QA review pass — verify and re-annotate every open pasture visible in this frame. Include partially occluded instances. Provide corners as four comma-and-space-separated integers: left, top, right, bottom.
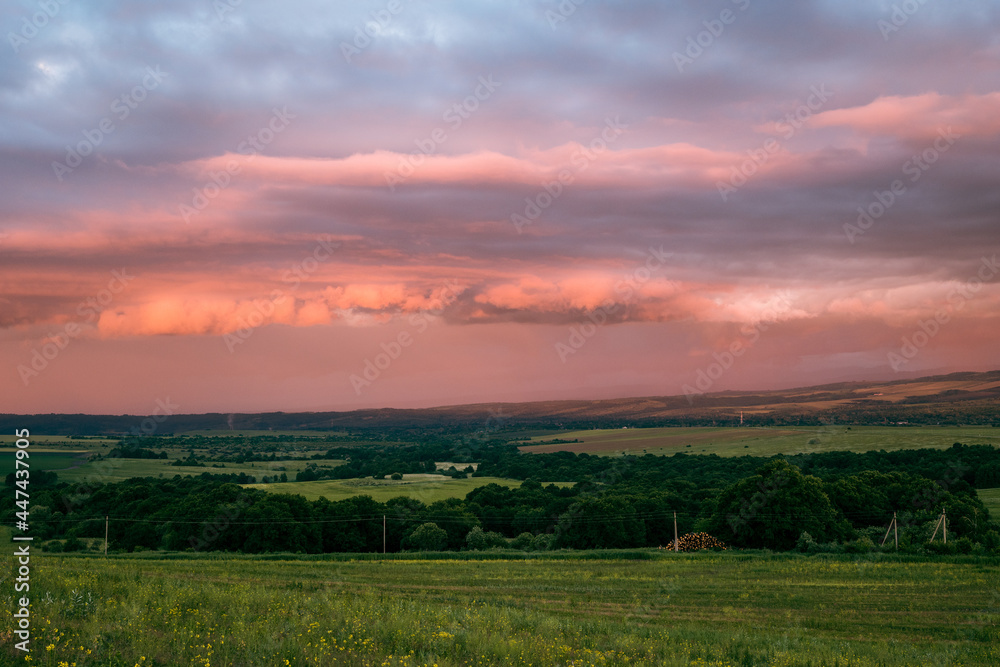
980, 488, 1000, 519
0, 450, 89, 478
7, 552, 997, 666
522, 425, 1000, 457
243, 475, 571, 503
51, 456, 334, 484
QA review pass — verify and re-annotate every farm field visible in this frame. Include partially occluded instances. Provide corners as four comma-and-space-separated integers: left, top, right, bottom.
244, 474, 572, 503
52, 456, 336, 484
980, 488, 1000, 519
6, 552, 998, 666
0, 435, 117, 447
0, 444, 339, 484
0, 451, 88, 478
522, 425, 1000, 457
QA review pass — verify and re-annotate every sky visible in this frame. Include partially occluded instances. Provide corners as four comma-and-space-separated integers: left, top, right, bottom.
1, 0, 999, 415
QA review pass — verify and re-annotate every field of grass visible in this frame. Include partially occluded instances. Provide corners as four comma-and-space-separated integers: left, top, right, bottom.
244, 475, 570, 503
980, 488, 1000, 519
0, 435, 117, 446
523, 425, 1000, 457
5, 552, 997, 666
49, 456, 337, 484
0, 451, 89, 478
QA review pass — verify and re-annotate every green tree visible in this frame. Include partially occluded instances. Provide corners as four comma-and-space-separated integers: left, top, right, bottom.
708, 459, 848, 550
553, 495, 645, 549
404, 522, 448, 551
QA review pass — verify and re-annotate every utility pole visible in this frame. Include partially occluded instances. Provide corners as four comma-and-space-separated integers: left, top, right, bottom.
673, 511, 678, 552
929, 510, 948, 544
383, 515, 386, 554
104, 515, 108, 557
881, 512, 898, 548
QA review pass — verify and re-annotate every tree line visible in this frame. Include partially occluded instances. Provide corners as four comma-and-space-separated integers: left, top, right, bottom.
4, 443, 998, 555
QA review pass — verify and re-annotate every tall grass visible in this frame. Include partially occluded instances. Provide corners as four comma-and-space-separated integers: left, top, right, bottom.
3, 552, 997, 666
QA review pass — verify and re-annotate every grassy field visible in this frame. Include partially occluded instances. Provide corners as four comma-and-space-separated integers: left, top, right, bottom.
980, 488, 1000, 519
0, 451, 89, 478
244, 475, 571, 503
523, 425, 1000, 457
49, 456, 339, 484
0, 435, 117, 446
0, 434, 341, 483
4, 552, 997, 666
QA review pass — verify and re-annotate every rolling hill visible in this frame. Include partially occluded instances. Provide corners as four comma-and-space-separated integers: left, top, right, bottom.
2, 370, 999, 435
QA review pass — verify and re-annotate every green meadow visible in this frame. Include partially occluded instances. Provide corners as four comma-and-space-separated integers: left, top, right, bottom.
980, 488, 1000, 518
244, 475, 572, 503
5, 552, 997, 666
524, 425, 1000, 457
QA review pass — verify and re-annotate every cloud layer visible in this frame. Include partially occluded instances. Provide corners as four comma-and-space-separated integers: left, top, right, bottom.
2, 0, 999, 412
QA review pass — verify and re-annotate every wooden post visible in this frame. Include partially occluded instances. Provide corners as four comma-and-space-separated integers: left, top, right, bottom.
893, 511, 898, 549
943, 509, 946, 544
881, 515, 894, 546
383, 515, 386, 554
104, 515, 108, 557
929, 514, 940, 542
673, 511, 678, 552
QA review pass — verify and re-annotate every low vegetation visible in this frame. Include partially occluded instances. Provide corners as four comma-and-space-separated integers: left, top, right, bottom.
3, 552, 997, 666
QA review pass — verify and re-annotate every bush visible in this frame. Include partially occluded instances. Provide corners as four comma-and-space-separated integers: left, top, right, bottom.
42, 540, 64, 553
404, 523, 449, 551
982, 530, 1000, 553
390, 472, 403, 480
844, 537, 876, 554
511, 532, 535, 551
531, 533, 552, 551
465, 526, 507, 550
795, 531, 818, 553
63, 537, 84, 553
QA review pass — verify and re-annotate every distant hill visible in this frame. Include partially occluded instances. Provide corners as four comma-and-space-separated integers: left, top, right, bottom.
3, 370, 1000, 435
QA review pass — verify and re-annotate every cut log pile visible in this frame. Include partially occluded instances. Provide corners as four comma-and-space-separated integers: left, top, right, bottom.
659, 532, 728, 551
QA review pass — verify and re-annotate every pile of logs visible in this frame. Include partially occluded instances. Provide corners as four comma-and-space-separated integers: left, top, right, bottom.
659, 532, 728, 551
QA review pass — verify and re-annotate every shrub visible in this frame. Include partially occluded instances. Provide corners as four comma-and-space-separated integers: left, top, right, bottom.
531, 533, 553, 551
844, 537, 876, 554
404, 523, 449, 551
511, 532, 534, 551
63, 537, 84, 553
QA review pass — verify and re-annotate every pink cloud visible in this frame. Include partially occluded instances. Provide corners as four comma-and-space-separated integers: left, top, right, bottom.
182, 141, 799, 192
809, 92, 1000, 140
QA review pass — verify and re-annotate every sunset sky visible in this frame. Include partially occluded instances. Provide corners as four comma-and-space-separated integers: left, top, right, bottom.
2, 0, 999, 415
